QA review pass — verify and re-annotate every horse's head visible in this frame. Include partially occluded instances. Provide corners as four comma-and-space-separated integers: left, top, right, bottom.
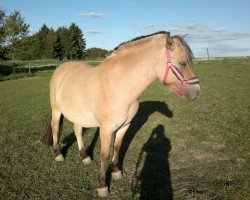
158, 35, 200, 101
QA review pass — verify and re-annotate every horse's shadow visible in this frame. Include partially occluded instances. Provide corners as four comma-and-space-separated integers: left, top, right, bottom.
61, 128, 99, 160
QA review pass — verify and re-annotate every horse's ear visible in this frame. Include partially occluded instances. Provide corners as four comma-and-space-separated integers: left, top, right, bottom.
181, 34, 188, 40
166, 36, 174, 50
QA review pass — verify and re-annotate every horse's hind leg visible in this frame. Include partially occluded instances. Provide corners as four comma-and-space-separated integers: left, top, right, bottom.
74, 123, 91, 164
51, 109, 64, 161
111, 123, 130, 180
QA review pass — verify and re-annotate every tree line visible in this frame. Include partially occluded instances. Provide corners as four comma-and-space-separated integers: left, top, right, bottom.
0, 8, 109, 61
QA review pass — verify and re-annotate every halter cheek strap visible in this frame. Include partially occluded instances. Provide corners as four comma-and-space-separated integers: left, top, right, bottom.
162, 49, 199, 97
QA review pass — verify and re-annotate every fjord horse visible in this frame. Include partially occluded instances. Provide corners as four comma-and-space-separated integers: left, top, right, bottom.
43, 31, 200, 197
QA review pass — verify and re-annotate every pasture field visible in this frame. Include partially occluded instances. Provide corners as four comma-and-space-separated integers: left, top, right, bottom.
0, 58, 249, 199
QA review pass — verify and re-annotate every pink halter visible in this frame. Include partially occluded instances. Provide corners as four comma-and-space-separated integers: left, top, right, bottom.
162, 49, 199, 97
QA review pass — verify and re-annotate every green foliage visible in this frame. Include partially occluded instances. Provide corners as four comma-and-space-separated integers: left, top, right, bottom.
67, 23, 86, 59
86, 47, 109, 60
34, 24, 59, 59
0, 9, 6, 45
4, 10, 30, 61
16, 23, 86, 60
0, 9, 9, 59
0, 9, 90, 61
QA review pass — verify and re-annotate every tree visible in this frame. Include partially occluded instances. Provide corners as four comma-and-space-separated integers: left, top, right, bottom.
0, 8, 87, 61
15, 35, 36, 60
29, 24, 60, 59
68, 23, 86, 59
86, 48, 109, 60
0, 9, 5, 43
0, 8, 7, 59
4, 10, 29, 61
57, 24, 86, 60
57, 26, 70, 59
44, 28, 58, 59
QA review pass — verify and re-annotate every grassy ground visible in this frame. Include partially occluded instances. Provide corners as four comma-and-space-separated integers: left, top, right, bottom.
0, 58, 249, 199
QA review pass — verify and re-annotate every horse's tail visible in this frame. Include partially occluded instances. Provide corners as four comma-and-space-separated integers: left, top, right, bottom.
42, 112, 64, 146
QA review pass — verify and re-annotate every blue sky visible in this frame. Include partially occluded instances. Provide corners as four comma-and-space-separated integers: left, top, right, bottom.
1, 0, 250, 57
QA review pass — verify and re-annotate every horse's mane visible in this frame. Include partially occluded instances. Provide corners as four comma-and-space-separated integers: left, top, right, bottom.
111, 31, 193, 66
113, 31, 170, 52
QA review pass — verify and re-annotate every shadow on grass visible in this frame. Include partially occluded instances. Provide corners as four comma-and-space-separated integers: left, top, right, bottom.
60, 100, 173, 198
119, 101, 173, 166
132, 125, 173, 199
104, 101, 173, 194
61, 128, 99, 160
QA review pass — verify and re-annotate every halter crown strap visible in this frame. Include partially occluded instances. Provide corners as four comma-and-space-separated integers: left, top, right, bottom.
163, 49, 199, 97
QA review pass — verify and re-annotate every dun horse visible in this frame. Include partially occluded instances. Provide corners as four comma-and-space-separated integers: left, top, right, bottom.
43, 31, 200, 197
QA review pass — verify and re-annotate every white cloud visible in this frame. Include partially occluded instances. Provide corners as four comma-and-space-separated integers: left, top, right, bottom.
169, 20, 250, 44
129, 19, 250, 57
167, 20, 250, 57
170, 21, 207, 33
83, 29, 102, 34
79, 12, 107, 18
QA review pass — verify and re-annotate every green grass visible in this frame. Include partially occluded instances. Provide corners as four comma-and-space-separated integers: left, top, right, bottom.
0, 57, 249, 199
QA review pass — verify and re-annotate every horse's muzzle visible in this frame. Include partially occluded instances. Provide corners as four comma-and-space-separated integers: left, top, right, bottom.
183, 84, 200, 101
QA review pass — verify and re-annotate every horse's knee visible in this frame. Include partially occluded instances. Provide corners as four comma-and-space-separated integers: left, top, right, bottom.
101, 152, 109, 162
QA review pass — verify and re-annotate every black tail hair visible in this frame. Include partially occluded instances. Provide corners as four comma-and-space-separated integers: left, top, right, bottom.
42, 113, 64, 146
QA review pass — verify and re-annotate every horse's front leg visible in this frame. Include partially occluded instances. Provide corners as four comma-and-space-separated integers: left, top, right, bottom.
111, 123, 130, 180
97, 126, 112, 197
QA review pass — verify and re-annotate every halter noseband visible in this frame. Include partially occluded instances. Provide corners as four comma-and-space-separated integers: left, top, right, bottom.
162, 49, 199, 97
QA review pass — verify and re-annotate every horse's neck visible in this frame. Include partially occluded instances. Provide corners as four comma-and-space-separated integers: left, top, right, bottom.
101, 44, 164, 100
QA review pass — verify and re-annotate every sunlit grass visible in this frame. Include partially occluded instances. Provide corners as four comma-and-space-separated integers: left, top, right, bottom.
0, 57, 249, 199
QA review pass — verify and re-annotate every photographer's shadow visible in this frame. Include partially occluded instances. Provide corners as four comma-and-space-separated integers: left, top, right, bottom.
120, 101, 173, 165
132, 125, 173, 200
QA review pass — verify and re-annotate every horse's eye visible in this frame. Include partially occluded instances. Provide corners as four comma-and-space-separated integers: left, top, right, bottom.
179, 62, 186, 67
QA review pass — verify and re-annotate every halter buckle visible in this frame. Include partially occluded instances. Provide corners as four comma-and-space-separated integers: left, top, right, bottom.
167, 61, 172, 67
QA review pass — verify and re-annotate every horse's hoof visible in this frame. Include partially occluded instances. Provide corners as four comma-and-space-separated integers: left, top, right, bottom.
55, 154, 64, 162
97, 186, 109, 197
82, 156, 92, 164
112, 170, 122, 180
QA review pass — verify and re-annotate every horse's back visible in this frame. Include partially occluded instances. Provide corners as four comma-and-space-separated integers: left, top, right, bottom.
51, 61, 92, 90
52, 61, 91, 81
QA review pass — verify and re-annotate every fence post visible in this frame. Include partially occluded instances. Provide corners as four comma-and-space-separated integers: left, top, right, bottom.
207, 48, 210, 61
29, 62, 31, 74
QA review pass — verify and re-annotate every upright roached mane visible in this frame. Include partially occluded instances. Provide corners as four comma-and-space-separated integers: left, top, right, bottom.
114, 31, 170, 51
111, 31, 193, 68
43, 31, 200, 197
